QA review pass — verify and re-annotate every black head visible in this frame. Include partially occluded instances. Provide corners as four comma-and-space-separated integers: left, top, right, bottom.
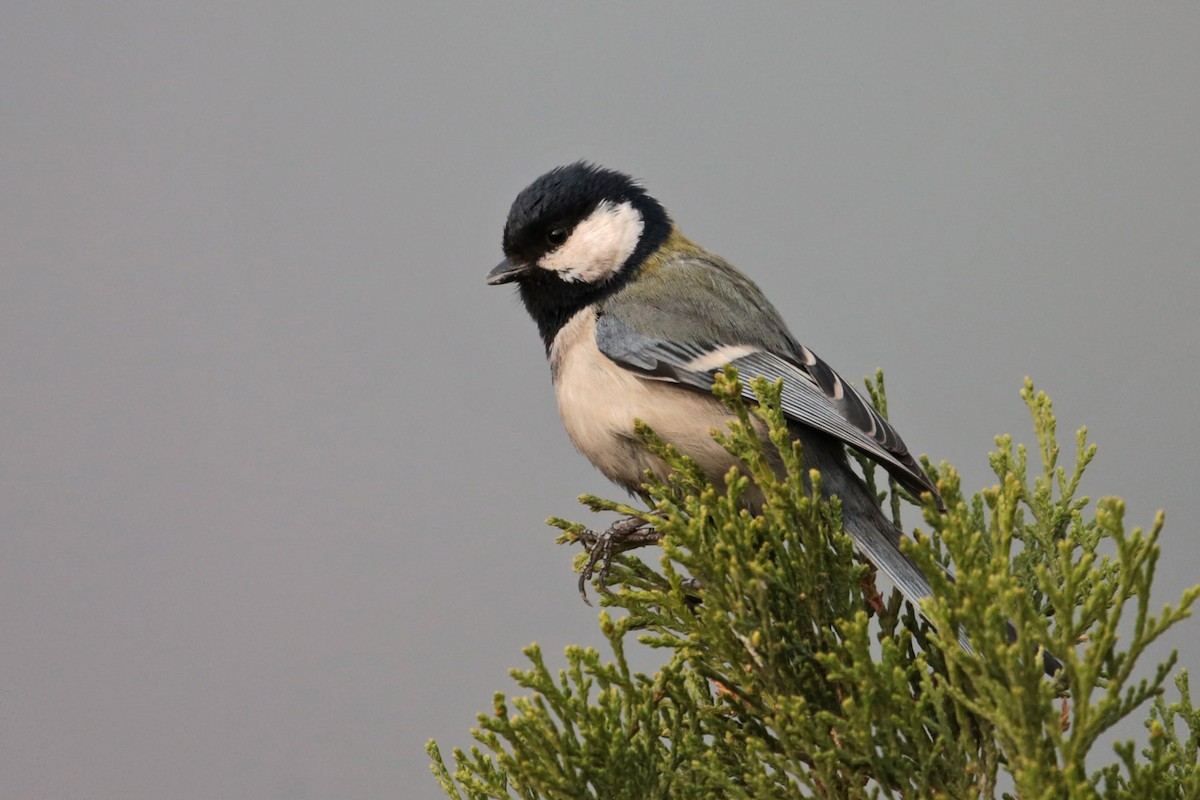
487, 162, 671, 349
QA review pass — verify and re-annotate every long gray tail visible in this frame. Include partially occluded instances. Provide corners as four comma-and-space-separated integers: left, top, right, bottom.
825, 467, 1061, 675
822, 466, 941, 610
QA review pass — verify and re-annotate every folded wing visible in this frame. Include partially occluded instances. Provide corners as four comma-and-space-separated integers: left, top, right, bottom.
595, 312, 943, 509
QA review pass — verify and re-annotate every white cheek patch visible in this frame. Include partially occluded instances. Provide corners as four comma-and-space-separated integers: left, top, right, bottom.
538, 200, 643, 283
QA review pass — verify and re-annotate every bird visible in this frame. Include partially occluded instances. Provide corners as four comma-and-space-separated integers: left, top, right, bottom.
486, 161, 1056, 673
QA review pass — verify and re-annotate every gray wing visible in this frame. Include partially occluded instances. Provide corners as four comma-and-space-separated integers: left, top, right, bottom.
595, 312, 943, 509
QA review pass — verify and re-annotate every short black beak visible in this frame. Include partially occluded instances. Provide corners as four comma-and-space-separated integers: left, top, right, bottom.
486, 257, 527, 286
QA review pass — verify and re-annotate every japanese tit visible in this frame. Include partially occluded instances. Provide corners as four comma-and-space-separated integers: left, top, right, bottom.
487, 162, 1053, 671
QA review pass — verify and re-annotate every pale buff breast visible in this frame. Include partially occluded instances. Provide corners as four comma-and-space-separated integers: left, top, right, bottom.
549, 308, 752, 495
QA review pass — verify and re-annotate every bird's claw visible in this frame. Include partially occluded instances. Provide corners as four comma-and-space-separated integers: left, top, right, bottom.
576, 514, 663, 605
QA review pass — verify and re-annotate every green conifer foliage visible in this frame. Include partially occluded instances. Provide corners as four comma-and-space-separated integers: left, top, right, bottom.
430, 373, 1199, 799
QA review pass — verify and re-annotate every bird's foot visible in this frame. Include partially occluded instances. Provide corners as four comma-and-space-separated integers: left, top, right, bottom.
576, 514, 663, 605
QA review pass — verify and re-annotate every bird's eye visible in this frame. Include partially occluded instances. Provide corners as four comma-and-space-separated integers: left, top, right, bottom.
546, 227, 568, 247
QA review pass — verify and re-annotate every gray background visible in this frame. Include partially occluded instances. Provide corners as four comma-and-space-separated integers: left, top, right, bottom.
4, 4, 1198, 797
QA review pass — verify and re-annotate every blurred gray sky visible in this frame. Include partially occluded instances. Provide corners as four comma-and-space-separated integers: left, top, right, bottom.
3, 4, 1199, 797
